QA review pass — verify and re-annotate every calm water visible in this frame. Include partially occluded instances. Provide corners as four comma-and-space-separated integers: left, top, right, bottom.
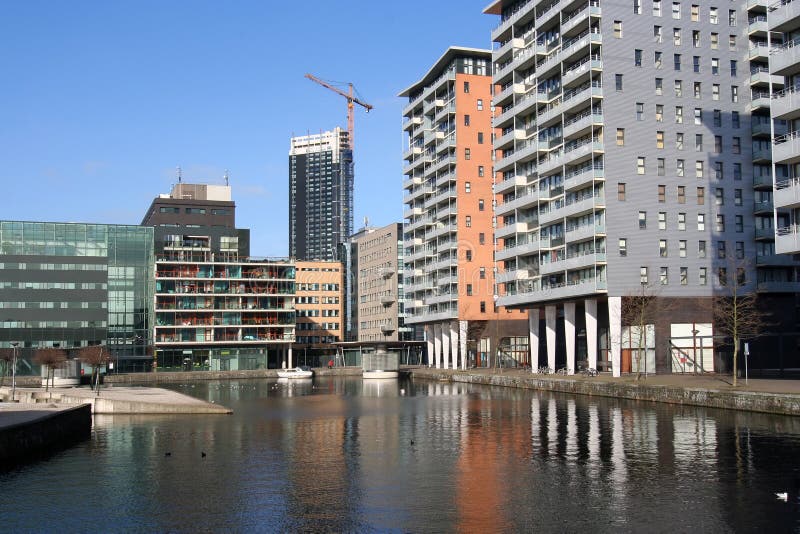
3, 376, 800, 533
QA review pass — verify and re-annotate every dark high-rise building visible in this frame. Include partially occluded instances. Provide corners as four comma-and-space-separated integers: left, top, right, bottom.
289, 127, 353, 261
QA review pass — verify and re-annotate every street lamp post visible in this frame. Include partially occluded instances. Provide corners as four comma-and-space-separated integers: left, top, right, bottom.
10, 342, 19, 402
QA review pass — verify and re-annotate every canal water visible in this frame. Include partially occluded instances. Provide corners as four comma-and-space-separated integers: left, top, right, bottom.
3, 376, 800, 532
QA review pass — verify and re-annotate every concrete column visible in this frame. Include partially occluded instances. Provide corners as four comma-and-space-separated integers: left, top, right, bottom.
441, 324, 450, 370
450, 322, 459, 370
585, 299, 598, 371
564, 302, 576, 374
608, 296, 622, 378
425, 325, 434, 368
433, 323, 442, 369
528, 309, 539, 372
459, 320, 468, 370
545, 305, 557, 371
288, 346, 293, 369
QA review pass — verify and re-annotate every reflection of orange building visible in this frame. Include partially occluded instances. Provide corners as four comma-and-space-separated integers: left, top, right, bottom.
295, 261, 343, 354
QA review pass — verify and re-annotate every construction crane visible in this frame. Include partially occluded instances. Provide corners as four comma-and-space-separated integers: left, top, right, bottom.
305, 73, 373, 150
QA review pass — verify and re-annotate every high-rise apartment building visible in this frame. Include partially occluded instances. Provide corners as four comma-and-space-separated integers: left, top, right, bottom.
289, 128, 354, 261
769, 2, 800, 256
485, 0, 799, 376
401, 47, 528, 369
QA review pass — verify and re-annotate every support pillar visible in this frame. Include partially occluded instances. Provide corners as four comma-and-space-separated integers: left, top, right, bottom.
433, 323, 442, 369
425, 325, 434, 368
459, 320, 468, 370
585, 299, 598, 371
608, 296, 622, 378
545, 305, 557, 372
528, 309, 539, 372
564, 302, 576, 374
442, 325, 450, 370
450, 322, 458, 370
288, 346, 293, 369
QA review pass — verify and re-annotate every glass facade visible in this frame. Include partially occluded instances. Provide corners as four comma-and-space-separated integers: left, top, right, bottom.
0, 221, 154, 373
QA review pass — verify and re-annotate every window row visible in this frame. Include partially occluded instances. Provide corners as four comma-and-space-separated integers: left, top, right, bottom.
632, 2, 738, 26
635, 211, 746, 233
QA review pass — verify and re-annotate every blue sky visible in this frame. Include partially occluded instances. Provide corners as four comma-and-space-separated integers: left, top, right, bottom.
0, 1, 494, 257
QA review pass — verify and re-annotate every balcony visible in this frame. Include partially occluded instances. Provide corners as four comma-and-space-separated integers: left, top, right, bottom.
496, 237, 540, 261
754, 199, 775, 214
749, 68, 783, 88
495, 221, 529, 239
757, 280, 800, 292
775, 178, 800, 209
776, 225, 800, 254
562, 55, 602, 88
750, 91, 772, 111
490, 0, 535, 42
563, 111, 603, 140
749, 43, 771, 61
495, 127, 526, 150
748, 16, 769, 36
772, 87, 800, 120
562, 3, 601, 36
380, 294, 396, 306
770, 39, 800, 77
496, 268, 536, 284
772, 132, 800, 165
769, 1, 800, 33
566, 223, 605, 243
404, 206, 423, 219
495, 173, 530, 194
564, 165, 604, 191
756, 253, 799, 266
497, 277, 606, 307
753, 146, 772, 163
492, 37, 525, 65
499, 188, 540, 215
402, 175, 422, 190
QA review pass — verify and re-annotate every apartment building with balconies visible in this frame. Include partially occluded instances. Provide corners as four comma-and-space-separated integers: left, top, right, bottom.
486, 0, 798, 376
400, 47, 528, 370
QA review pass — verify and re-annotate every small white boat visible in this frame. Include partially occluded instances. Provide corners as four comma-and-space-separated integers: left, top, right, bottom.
277, 366, 313, 379
362, 370, 399, 379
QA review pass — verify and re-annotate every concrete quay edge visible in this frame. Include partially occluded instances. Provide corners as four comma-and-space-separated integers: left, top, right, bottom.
409, 369, 800, 417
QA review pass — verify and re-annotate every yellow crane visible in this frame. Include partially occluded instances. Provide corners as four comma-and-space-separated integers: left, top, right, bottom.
305, 73, 373, 150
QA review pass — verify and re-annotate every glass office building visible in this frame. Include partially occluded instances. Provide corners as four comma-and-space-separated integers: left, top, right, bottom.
0, 221, 154, 373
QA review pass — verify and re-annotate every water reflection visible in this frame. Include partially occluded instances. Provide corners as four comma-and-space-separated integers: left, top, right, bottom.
2, 377, 800, 532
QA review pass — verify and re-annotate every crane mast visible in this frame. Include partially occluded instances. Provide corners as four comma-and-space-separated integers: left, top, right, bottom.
305, 73, 373, 150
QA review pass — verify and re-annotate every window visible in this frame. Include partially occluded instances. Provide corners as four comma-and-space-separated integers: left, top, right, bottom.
691, 4, 699, 21
465, 215, 472, 227
674, 53, 682, 70
619, 238, 628, 256
675, 80, 682, 97
695, 134, 703, 151
697, 186, 705, 205
714, 161, 723, 178
713, 109, 721, 127
673, 27, 681, 45
733, 163, 742, 180
694, 108, 702, 124
728, 9, 736, 26
710, 7, 718, 24
465, 148, 471, 160
678, 186, 686, 204
185, 208, 206, 214
656, 78, 664, 95
677, 132, 684, 149
480, 301, 486, 313
675, 106, 683, 123
677, 159, 685, 176
637, 157, 646, 174
735, 214, 743, 233
678, 212, 686, 230
641, 267, 649, 285
711, 58, 719, 75
478, 199, 485, 211
656, 131, 664, 148
659, 239, 668, 257
712, 84, 720, 100
735, 241, 745, 259
478, 165, 485, 177
672, 2, 681, 20
710, 32, 719, 49
730, 60, 737, 76
634, 0, 642, 14
477, 132, 484, 144
616, 74, 624, 91
658, 158, 666, 176
636, 102, 644, 120
694, 81, 701, 99
465, 181, 471, 193
618, 182, 627, 201
653, 0, 662, 16
729, 34, 736, 50
717, 240, 726, 258
159, 206, 180, 213
635, 49, 643, 67
466, 284, 473, 296
464, 114, 470, 126
639, 211, 647, 229
734, 189, 742, 206
714, 136, 722, 154
480, 267, 486, 279
679, 240, 687, 257
718, 267, 728, 286
693, 56, 700, 73
479, 232, 485, 244
699, 267, 708, 285
692, 30, 700, 48
659, 211, 667, 230
655, 51, 663, 68
466, 249, 473, 261
698, 213, 705, 231
614, 20, 623, 38
732, 137, 740, 154
654, 25, 663, 42
464, 81, 470, 93
716, 214, 725, 232
661, 267, 669, 285
617, 128, 625, 145
477, 99, 483, 111
656, 104, 664, 122
715, 187, 724, 206
695, 161, 704, 178
731, 86, 738, 102
699, 240, 707, 258
658, 184, 666, 202
680, 267, 688, 285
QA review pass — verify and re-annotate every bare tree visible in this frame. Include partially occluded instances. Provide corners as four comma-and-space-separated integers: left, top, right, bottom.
33, 348, 67, 394
0, 348, 13, 388
713, 262, 770, 387
621, 284, 659, 380
78, 345, 110, 395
